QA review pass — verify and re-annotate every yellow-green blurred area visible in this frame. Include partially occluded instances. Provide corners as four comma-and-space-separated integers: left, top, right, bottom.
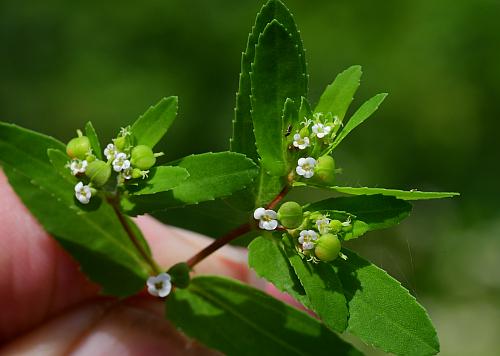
1, 0, 498, 354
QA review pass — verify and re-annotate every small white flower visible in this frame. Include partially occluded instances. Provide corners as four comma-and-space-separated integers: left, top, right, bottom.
147, 272, 172, 298
298, 230, 318, 250
104, 143, 118, 160
253, 207, 278, 231
316, 218, 331, 234
312, 123, 332, 139
292, 133, 310, 150
69, 159, 88, 175
296, 157, 316, 178
112, 152, 131, 172
75, 182, 91, 204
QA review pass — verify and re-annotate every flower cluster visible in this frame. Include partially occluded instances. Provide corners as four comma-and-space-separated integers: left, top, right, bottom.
65, 127, 161, 204
254, 202, 351, 263
290, 112, 340, 183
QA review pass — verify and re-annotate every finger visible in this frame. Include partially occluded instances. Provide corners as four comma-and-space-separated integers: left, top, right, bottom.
0, 171, 98, 342
0, 297, 219, 356
0, 170, 251, 342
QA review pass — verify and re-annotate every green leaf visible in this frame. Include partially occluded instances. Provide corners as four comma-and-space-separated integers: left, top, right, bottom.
251, 20, 306, 176
84, 121, 103, 160
123, 152, 258, 214
254, 168, 286, 207
231, 0, 307, 160
315, 65, 362, 122
248, 235, 310, 308
326, 186, 459, 200
166, 276, 362, 356
47, 148, 74, 183
0, 123, 151, 297
283, 237, 348, 332
129, 166, 189, 195
304, 195, 412, 240
130, 96, 178, 148
334, 249, 440, 355
329, 93, 387, 152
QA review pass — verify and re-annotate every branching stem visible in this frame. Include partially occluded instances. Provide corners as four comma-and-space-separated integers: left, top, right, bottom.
186, 180, 292, 269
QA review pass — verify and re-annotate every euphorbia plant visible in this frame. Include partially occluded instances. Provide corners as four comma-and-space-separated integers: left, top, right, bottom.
0, 1, 458, 355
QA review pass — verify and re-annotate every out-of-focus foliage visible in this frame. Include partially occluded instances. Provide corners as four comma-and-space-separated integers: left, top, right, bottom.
1, 0, 499, 354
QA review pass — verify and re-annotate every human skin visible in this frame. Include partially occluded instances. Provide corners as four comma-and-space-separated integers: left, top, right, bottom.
0, 170, 255, 355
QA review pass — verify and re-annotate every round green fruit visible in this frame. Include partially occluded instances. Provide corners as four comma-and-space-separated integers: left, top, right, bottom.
66, 136, 91, 159
85, 160, 111, 187
277, 201, 303, 229
314, 233, 341, 262
131, 145, 156, 170
114, 136, 126, 151
313, 155, 335, 185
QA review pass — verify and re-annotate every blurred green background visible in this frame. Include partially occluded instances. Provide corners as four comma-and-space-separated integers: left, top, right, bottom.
1, 0, 498, 354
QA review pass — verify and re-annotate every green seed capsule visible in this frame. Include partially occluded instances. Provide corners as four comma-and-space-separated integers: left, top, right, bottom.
66, 136, 91, 159
85, 160, 111, 187
314, 233, 341, 262
131, 145, 156, 170
313, 155, 335, 185
277, 201, 303, 229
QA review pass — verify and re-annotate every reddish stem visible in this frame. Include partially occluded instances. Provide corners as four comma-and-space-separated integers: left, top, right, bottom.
186, 223, 252, 268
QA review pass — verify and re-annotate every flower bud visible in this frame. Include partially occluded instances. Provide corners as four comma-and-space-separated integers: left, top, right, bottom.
85, 160, 111, 187
314, 233, 341, 262
313, 155, 335, 185
131, 145, 156, 170
66, 136, 91, 159
329, 219, 343, 233
114, 136, 126, 151
277, 201, 303, 229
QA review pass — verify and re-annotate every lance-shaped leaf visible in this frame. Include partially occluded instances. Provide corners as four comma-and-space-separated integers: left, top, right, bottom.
298, 96, 313, 121
333, 249, 440, 355
284, 237, 348, 333
248, 235, 310, 308
129, 166, 189, 195
0, 123, 151, 296
166, 276, 362, 356
122, 152, 258, 214
131, 96, 178, 148
327, 93, 387, 153
231, 0, 307, 160
85, 121, 103, 160
304, 195, 412, 240
324, 186, 459, 200
251, 20, 306, 176
315, 65, 362, 123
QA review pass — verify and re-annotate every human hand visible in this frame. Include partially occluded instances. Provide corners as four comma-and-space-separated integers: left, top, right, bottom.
0, 171, 252, 355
